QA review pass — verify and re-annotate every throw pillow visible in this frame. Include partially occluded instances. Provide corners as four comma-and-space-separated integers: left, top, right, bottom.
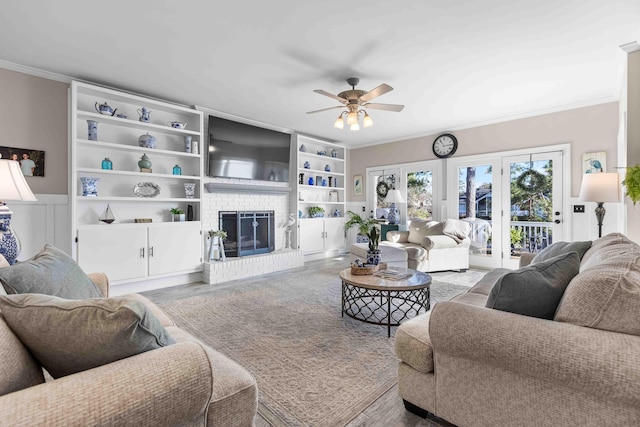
531, 240, 592, 264
0, 294, 175, 378
0, 244, 102, 299
408, 220, 442, 244
485, 251, 580, 319
442, 219, 471, 243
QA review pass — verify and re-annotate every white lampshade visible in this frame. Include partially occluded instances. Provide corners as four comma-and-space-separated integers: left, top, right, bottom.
579, 172, 620, 203
333, 115, 345, 129
386, 189, 406, 204
0, 160, 37, 201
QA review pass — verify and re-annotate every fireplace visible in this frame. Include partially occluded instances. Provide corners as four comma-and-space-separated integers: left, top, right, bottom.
219, 211, 275, 257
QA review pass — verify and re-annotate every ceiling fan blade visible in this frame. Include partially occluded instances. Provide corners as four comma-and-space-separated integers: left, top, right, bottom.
359, 84, 393, 102
364, 103, 405, 112
306, 106, 345, 114
313, 89, 348, 104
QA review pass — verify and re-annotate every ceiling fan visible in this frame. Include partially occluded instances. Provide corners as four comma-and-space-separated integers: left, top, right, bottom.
306, 77, 404, 131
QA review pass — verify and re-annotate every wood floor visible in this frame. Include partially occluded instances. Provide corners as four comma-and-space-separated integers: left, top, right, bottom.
143, 257, 465, 427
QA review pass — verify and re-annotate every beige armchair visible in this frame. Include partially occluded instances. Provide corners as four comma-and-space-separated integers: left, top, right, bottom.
384, 218, 471, 272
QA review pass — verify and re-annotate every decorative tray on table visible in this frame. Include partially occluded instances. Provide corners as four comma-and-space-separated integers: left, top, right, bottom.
351, 262, 387, 275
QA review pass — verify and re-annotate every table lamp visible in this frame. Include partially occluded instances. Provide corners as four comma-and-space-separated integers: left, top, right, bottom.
0, 159, 37, 264
386, 189, 406, 225
578, 172, 620, 238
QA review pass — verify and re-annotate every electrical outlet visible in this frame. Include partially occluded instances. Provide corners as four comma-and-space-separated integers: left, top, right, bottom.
573, 205, 585, 213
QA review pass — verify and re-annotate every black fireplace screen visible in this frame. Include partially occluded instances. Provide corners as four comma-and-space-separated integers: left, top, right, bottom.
219, 211, 275, 257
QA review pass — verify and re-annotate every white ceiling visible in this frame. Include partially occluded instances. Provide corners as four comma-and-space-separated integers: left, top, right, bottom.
1, 1, 639, 147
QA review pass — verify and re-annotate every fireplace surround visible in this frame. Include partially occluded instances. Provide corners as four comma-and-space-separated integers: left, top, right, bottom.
219, 211, 275, 257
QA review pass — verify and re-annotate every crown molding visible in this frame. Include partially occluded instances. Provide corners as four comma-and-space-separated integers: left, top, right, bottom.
620, 41, 640, 53
0, 59, 72, 83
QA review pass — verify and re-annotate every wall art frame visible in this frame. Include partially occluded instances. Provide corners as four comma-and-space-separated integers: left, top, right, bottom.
0, 145, 45, 177
353, 174, 363, 196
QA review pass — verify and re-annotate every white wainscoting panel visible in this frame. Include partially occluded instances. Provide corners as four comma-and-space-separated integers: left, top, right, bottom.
10, 194, 70, 260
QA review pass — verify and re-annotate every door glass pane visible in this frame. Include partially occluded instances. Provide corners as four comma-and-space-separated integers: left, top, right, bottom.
374, 173, 396, 220
406, 171, 433, 220
509, 159, 553, 257
458, 165, 493, 257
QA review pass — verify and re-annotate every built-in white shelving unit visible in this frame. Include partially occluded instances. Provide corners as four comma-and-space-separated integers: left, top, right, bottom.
290, 134, 346, 255
70, 81, 204, 285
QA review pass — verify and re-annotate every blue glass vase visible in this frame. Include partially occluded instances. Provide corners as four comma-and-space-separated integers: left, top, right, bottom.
101, 158, 112, 170
172, 165, 182, 175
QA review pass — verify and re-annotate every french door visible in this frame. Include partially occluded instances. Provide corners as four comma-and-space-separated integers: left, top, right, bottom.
448, 149, 566, 269
448, 158, 502, 268
501, 152, 565, 269
367, 161, 440, 225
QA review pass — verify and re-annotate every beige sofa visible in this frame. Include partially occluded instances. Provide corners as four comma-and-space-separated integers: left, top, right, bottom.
394, 233, 640, 426
0, 271, 258, 426
384, 218, 471, 272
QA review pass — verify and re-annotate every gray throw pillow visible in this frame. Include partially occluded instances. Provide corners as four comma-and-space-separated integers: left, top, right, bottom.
0, 244, 102, 299
531, 240, 592, 264
485, 251, 580, 319
0, 294, 175, 378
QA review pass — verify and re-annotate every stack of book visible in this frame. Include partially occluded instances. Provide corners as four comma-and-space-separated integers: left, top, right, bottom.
374, 269, 413, 281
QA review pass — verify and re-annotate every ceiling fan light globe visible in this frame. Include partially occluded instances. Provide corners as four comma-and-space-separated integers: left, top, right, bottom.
333, 116, 345, 129
347, 111, 358, 125
363, 112, 373, 128
349, 123, 360, 131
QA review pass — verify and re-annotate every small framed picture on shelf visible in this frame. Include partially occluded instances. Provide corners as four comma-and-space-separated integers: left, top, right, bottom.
329, 190, 339, 202
354, 174, 363, 196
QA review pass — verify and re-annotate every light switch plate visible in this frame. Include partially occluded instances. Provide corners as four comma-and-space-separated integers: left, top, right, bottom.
573, 205, 585, 213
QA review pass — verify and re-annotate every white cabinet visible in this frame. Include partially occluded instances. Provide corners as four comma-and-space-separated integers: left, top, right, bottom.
70, 81, 204, 285
77, 223, 202, 284
290, 135, 347, 254
299, 218, 345, 254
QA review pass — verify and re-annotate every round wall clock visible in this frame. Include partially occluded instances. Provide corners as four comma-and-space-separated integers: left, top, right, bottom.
432, 134, 458, 158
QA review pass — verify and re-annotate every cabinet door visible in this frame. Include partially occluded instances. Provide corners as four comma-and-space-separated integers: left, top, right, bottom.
148, 224, 202, 276
299, 220, 325, 253
77, 227, 147, 282
324, 218, 345, 251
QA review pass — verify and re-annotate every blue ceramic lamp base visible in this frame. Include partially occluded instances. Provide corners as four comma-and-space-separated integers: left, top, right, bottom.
0, 203, 19, 265
387, 203, 399, 225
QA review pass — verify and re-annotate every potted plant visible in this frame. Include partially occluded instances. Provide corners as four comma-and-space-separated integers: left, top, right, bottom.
308, 206, 325, 218
623, 165, 640, 205
170, 207, 185, 222
366, 224, 381, 265
345, 211, 377, 243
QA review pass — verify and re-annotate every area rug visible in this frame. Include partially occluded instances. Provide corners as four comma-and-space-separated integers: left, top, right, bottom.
158, 266, 480, 426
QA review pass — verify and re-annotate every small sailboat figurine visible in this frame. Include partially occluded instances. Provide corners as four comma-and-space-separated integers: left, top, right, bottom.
99, 204, 115, 224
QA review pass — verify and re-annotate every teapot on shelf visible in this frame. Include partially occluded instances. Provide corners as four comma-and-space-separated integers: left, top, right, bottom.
95, 101, 117, 116
168, 121, 187, 129
138, 107, 151, 123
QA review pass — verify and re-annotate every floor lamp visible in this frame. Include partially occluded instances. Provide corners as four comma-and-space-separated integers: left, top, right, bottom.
0, 159, 37, 264
386, 189, 406, 225
578, 172, 620, 238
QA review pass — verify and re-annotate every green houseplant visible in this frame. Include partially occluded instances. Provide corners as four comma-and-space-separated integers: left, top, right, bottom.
345, 211, 377, 240
345, 211, 381, 264
308, 206, 325, 218
623, 165, 640, 205
170, 207, 185, 222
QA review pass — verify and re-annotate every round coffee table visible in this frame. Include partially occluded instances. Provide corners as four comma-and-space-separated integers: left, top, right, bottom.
339, 268, 431, 337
